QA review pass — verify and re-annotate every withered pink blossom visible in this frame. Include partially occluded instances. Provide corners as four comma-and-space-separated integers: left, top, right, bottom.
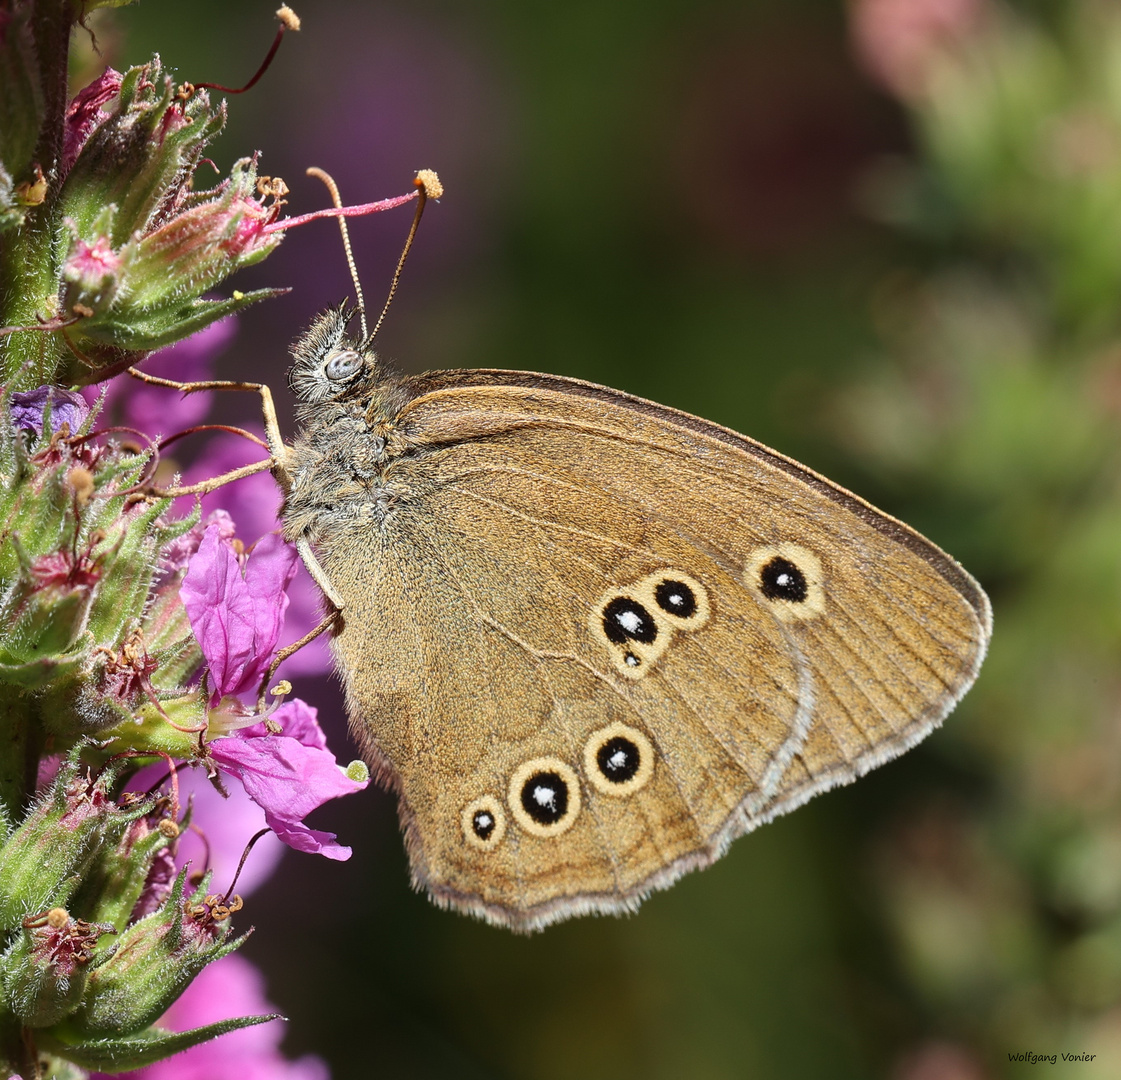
62, 67, 123, 175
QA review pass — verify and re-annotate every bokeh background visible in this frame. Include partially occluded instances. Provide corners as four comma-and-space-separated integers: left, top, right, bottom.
75, 0, 1121, 1077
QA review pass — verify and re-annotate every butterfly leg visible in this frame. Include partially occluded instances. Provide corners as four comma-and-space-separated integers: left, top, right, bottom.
125, 367, 293, 491
295, 534, 345, 609
257, 606, 341, 707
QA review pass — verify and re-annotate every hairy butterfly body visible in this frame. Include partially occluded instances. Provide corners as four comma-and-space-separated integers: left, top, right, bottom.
281, 303, 991, 932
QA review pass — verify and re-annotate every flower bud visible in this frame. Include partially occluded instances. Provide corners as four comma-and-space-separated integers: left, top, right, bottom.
1, 908, 116, 1027
61, 224, 123, 317
70, 799, 184, 933
0, 759, 150, 934
62, 868, 248, 1040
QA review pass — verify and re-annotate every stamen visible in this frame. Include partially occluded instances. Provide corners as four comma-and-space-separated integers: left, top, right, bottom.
223, 828, 272, 904
262, 189, 420, 234
194, 7, 301, 96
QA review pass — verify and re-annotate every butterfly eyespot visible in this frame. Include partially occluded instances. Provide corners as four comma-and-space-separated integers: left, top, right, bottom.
602, 597, 657, 645
744, 543, 825, 621
638, 570, 710, 631
759, 557, 807, 602
324, 349, 363, 382
654, 578, 699, 619
584, 723, 655, 797
509, 758, 581, 837
461, 795, 506, 851
592, 573, 708, 679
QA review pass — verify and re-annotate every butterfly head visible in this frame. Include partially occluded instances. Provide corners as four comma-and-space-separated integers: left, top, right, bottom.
288, 302, 380, 405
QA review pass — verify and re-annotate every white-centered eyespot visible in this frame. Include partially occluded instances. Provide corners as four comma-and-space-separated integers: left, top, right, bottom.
324, 349, 363, 382
508, 758, 581, 838
461, 795, 506, 851
743, 543, 825, 621
634, 571, 710, 630
583, 722, 655, 797
591, 570, 710, 678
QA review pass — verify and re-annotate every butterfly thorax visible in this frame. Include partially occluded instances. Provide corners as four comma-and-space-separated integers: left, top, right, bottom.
281, 305, 422, 546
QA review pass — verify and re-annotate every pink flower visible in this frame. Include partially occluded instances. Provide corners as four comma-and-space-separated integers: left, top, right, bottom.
92, 953, 329, 1080
207, 700, 367, 861
181, 525, 299, 706
160, 510, 236, 577
181, 525, 366, 860
63, 234, 123, 287
849, 0, 987, 100
181, 445, 329, 677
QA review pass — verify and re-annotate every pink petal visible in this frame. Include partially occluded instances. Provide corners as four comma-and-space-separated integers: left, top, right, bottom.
161, 509, 236, 576
208, 701, 366, 861
63, 68, 122, 175
182, 527, 298, 702
271, 697, 328, 752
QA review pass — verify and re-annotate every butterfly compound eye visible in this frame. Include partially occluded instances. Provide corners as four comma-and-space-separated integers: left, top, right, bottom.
324, 349, 363, 382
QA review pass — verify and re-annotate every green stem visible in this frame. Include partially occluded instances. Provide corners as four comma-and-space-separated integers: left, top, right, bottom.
0, 694, 43, 825
0, 0, 79, 387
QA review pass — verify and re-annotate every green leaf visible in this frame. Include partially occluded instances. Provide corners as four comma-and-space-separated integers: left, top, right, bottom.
42, 1013, 280, 1072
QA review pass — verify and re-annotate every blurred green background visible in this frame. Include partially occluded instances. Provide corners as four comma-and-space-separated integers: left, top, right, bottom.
77, 0, 1121, 1076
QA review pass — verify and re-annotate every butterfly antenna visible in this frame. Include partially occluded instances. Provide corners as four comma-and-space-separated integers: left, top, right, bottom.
365, 174, 432, 346
306, 166, 368, 339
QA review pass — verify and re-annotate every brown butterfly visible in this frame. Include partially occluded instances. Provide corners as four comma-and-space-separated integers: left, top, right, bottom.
270, 276, 990, 931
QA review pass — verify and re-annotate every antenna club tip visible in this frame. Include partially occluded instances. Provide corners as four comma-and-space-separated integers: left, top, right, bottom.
415, 169, 444, 200
276, 6, 301, 31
